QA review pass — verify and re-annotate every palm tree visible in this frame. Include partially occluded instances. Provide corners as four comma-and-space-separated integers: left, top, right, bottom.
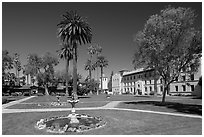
57, 10, 92, 100
96, 56, 108, 93
57, 43, 73, 95
85, 59, 96, 94
87, 45, 96, 81
95, 45, 102, 95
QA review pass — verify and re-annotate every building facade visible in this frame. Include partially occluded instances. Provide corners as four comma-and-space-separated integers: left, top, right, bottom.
99, 74, 108, 92
112, 66, 201, 96
112, 73, 122, 94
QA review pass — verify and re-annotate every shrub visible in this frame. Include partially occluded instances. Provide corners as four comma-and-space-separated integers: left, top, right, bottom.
37, 93, 44, 96
2, 98, 8, 104
23, 92, 30, 96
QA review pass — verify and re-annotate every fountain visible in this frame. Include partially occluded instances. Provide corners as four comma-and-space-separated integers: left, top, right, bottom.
35, 92, 106, 133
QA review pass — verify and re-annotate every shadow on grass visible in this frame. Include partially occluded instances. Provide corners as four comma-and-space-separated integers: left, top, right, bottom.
124, 101, 202, 116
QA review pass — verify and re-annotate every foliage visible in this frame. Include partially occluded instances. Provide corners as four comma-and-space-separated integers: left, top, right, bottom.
13, 53, 22, 85
24, 52, 59, 95
2, 50, 13, 72
57, 42, 73, 95
108, 71, 114, 91
83, 78, 99, 94
57, 10, 92, 99
96, 56, 109, 69
36, 53, 59, 90
2, 50, 14, 85
24, 53, 42, 77
96, 55, 109, 92
133, 6, 202, 103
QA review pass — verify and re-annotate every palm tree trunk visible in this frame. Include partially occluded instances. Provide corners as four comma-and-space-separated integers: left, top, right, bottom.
97, 67, 99, 95
72, 44, 78, 100
65, 59, 69, 96
100, 67, 103, 93
89, 69, 93, 94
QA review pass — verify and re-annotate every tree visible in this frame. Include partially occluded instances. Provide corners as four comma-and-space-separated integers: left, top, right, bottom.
57, 10, 92, 100
84, 59, 96, 83
95, 44, 102, 95
25, 53, 58, 95
2, 50, 13, 85
133, 6, 202, 103
108, 71, 114, 91
13, 53, 21, 86
57, 43, 73, 95
38, 52, 59, 95
24, 53, 42, 85
87, 45, 96, 81
96, 56, 109, 93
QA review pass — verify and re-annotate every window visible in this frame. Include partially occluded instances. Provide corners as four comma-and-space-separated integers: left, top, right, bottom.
144, 73, 147, 78
149, 80, 151, 84
182, 76, 186, 81
175, 86, 178, 92
130, 76, 132, 80
191, 85, 194, 91
182, 85, 186, 91
190, 74, 194, 81
134, 76, 136, 79
145, 87, 147, 92
175, 77, 178, 81
160, 86, 163, 92
150, 86, 152, 91
145, 80, 147, 84
160, 78, 163, 84
138, 84, 140, 87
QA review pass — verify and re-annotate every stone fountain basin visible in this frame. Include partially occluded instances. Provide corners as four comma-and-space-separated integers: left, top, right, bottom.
35, 113, 106, 133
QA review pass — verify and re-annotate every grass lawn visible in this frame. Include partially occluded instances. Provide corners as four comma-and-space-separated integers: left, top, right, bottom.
2, 96, 28, 104
22, 94, 154, 103
2, 110, 201, 135
6, 101, 110, 109
117, 98, 202, 116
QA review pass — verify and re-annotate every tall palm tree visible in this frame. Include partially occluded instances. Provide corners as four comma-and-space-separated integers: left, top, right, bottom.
57, 43, 73, 95
87, 45, 96, 81
95, 45, 102, 95
96, 56, 108, 93
85, 59, 96, 94
57, 10, 92, 100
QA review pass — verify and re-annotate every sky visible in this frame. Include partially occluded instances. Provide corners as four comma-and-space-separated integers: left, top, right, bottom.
2, 2, 202, 80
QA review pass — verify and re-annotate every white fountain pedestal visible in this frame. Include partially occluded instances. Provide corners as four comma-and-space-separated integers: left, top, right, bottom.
70, 108, 79, 124
68, 99, 79, 124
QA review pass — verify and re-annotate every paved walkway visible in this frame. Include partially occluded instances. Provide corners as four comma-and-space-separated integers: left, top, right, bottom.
2, 97, 202, 119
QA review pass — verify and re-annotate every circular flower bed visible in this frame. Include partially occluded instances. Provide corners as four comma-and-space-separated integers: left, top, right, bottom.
35, 113, 106, 133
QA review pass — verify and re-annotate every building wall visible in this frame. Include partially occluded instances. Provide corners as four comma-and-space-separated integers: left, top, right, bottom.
112, 73, 122, 94
118, 66, 201, 96
122, 69, 159, 95
169, 66, 201, 95
99, 75, 108, 91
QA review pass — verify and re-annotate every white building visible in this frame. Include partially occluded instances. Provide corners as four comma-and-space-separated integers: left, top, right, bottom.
112, 73, 122, 94
112, 66, 201, 96
99, 74, 108, 92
